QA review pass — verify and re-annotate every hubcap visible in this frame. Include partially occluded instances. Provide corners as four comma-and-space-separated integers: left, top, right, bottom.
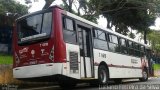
143, 71, 147, 79
100, 69, 107, 83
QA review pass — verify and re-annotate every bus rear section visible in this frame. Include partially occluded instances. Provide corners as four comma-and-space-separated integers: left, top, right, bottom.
13, 7, 67, 80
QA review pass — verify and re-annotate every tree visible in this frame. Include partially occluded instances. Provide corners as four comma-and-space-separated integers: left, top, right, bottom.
60, 0, 102, 23
147, 30, 160, 52
100, 0, 159, 43
0, 0, 28, 15
0, 0, 28, 26
43, 0, 55, 9
60, 0, 159, 44
25, 0, 55, 10
61, 0, 74, 13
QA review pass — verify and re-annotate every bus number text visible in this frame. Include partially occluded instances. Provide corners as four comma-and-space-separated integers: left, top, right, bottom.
99, 53, 106, 58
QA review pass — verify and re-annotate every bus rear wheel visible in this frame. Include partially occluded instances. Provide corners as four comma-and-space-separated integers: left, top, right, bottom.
139, 69, 148, 82
98, 65, 109, 85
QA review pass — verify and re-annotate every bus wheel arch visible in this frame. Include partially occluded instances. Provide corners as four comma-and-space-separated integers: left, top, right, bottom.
98, 61, 109, 85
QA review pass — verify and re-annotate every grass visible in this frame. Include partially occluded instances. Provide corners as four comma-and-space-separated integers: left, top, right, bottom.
153, 64, 160, 70
0, 54, 13, 64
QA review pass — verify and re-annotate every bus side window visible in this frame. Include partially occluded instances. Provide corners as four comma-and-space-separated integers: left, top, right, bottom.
65, 18, 74, 30
93, 29, 108, 50
62, 17, 77, 44
120, 38, 128, 54
108, 34, 119, 52
128, 41, 134, 56
140, 45, 145, 57
134, 43, 140, 57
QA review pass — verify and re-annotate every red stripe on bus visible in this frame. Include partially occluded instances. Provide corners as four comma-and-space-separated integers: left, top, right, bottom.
94, 62, 141, 69
107, 64, 142, 69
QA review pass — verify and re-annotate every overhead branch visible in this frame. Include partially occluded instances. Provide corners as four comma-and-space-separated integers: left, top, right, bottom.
43, 0, 55, 9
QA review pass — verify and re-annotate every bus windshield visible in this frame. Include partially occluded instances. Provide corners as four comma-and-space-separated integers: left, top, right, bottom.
17, 12, 52, 44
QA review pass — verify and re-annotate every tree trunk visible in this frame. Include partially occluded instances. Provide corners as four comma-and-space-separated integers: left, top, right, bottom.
68, 0, 73, 13
43, 0, 55, 10
144, 30, 147, 44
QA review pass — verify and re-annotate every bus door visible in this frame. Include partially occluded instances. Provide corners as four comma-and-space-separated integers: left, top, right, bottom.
77, 26, 94, 78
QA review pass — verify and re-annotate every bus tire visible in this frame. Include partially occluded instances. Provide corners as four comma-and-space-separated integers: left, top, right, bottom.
139, 69, 148, 82
98, 65, 109, 85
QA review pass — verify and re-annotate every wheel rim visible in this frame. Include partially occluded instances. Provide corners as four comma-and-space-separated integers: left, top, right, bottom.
100, 69, 107, 83
143, 71, 147, 79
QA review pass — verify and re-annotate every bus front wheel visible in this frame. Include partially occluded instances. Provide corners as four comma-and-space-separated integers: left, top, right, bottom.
139, 69, 148, 82
98, 65, 109, 85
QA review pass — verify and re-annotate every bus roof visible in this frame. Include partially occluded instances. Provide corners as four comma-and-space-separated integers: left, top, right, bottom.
64, 10, 149, 48
16, 6, 61, 21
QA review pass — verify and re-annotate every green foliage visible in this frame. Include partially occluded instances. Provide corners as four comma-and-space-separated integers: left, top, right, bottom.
128, 32, 135, 39
0, 0, 28, 15
60, 0, 101, 23
101, 0, 158, 36
0, 0, 28, 26
147, 30, 160, 52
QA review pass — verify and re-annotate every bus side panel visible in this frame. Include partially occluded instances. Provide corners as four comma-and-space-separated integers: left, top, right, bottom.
93, 49, 143, 79
62, 43, 80, 79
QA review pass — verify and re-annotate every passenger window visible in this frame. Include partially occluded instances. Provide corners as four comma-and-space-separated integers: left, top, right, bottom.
108, 43, 119, 52
93, 29, 108, 50
108, 34, 119, 52
97, 30, 106, 40
140, 46, 145, 51
128, 41, 133, 48
66, 18, 74, 31
120, 38, 128, 54
94, 39, 108, 50
63, 17, 76, 44
63, 30, 76, 44
94, 29, 106, 41
109, 34, 118, 44
120, 38, 126, 47
135, 50, 140, 57
129, 48, 134, 55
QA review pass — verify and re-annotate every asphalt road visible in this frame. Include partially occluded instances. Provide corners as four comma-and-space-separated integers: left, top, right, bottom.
19, 77, 160, 90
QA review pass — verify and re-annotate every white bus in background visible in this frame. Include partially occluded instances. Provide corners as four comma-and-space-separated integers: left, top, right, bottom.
13, 6, 149, 88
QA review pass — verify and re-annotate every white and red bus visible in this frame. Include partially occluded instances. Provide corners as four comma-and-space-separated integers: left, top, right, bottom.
13, 6, 149, 87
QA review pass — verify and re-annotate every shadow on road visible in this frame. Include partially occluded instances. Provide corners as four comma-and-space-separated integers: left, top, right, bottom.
19, 78, 157, 90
